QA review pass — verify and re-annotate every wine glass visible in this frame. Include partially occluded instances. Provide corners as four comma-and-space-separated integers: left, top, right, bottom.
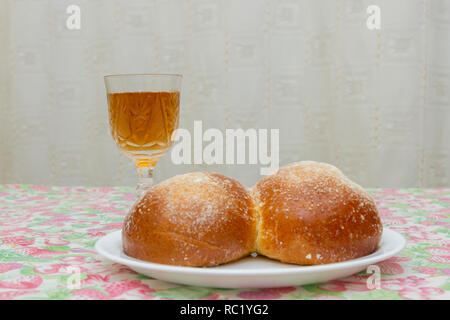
104, 74, 182, 198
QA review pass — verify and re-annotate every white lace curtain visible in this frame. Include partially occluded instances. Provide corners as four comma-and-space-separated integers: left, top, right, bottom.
0, 0, 449, 188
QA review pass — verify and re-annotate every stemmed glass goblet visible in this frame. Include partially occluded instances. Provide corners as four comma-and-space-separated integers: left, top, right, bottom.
104, 74, 182, 198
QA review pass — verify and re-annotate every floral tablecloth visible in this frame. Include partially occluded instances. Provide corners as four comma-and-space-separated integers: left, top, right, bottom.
0, 185, 449, 300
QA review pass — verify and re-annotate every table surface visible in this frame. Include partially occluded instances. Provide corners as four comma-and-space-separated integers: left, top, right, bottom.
0, 185, 449, 300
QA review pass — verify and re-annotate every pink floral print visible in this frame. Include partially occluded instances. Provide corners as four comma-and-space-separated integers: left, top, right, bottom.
0, 185, 448, 299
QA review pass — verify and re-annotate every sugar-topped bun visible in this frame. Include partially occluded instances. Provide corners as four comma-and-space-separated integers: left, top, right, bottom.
252, 161, 383, 265
123, 172, 258, 267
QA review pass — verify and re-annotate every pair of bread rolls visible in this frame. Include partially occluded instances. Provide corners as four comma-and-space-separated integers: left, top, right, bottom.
122, 161, 383, 267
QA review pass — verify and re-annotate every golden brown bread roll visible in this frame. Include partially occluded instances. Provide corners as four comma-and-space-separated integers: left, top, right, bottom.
122, 172, 258, 267
252, 161, 383, 265
124, 162, 383, 267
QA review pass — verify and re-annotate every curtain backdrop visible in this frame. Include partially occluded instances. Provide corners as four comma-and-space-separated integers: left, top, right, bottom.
0, 0, 449, 188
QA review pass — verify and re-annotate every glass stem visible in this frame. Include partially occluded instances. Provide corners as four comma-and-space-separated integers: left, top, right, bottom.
135, 162, 154, 199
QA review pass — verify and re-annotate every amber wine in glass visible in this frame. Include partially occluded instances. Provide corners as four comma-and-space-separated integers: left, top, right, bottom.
104, 74, 182, 197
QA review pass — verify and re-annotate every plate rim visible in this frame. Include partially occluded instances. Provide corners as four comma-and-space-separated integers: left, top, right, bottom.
95, 228, 406, 276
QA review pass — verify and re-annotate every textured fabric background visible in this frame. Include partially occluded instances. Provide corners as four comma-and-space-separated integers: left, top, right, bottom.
0, 0, 449, 188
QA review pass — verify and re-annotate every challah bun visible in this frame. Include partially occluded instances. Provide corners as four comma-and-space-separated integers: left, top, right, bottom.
122, 172, 258, 267
252, 161, 383, 265
123, 162, 383, 267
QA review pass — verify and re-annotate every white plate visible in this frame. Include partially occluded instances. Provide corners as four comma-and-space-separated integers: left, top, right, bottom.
95, 228, 405, 288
